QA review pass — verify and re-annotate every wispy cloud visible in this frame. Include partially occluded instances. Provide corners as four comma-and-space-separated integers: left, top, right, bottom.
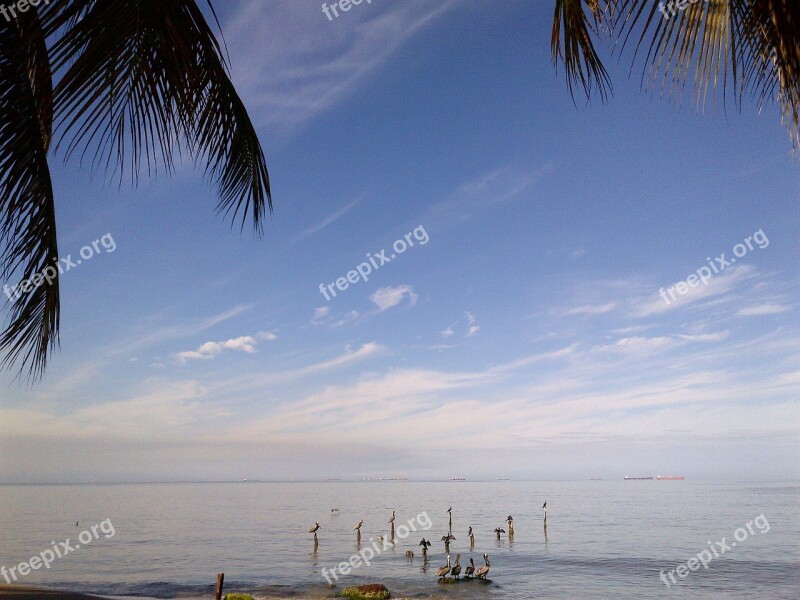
562, 302, 617, 316
465, 311, 480, 336
737, 304, 790, 316
304, 197, 362, 235
633, 266, 757, 317
332, 310, 360, 327
311, 306, 331, 324
224, 0, 457, 135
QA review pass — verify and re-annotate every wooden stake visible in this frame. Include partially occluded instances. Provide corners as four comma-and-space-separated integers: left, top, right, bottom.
215, 573, 224, 600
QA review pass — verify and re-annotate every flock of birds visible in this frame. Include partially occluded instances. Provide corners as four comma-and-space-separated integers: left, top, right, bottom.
308, 501, 549, 583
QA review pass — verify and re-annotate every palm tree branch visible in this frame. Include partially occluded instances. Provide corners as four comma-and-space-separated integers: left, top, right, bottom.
553, 0, 799, 150
41, 0, 270, 231
0, 11, 59, 380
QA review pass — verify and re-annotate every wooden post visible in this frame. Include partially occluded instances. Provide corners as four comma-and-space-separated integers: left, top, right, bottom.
215, 573, 224, 600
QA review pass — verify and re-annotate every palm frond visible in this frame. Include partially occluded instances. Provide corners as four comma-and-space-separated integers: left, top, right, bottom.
41, 0, 271, 231
552, 0, 800, 151
0, 11, 59, 380
551, 0, 614, 103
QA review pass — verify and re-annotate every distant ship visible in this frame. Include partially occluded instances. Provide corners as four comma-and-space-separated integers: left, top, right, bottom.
450, 477, 467, 481
379, 477, 408, 481
325, 478, 341, 481
496, 478, 510, 481
656, 475, 685, 480
624, 475, 654, 480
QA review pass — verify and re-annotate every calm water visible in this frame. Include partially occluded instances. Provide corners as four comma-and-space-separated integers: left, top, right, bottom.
0, 481, 798, 599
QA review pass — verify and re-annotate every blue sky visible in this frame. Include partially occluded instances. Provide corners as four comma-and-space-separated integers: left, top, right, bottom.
1, 0, 798, 482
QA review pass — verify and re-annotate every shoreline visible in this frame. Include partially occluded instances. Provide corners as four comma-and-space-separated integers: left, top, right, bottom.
0, 585, 334, 600
0, 587, 111, 600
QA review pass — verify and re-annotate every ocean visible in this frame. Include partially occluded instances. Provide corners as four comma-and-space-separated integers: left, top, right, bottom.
1, 481, 798, 599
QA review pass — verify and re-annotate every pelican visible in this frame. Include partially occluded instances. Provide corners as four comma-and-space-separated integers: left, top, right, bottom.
388, 510, 395, 524
436, 554, 451, 579
507, 515, 514, 534
354, 519, 364, 531
376, 535, 383, 542
475, 553, 490, 579
405, 550, 414, 558
543, 500, 547, 521
494, 527, 505, 539
450, 554, 462, 579
465, 557, 476, 578
468, 526, 475, 546
309, 522, 320, 539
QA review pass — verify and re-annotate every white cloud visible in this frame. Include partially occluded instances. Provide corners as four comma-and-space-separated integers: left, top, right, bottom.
371, 285, 418, 311
677, 332, 730, 343
311, 306, 331, 324
332, 310, 360, 327
465, 312, 479, 336
176, 335, 264, 362
562, 302, 617, 316
257, 331, 279, 341
441, 326, 454, 338
737, 304, 790, 316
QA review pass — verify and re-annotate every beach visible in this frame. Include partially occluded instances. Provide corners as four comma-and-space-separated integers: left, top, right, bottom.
0, 587, 109, 600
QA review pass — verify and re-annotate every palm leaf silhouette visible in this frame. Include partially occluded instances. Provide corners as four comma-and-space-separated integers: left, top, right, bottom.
551, 0, 800, 151
1, 0, 271, 380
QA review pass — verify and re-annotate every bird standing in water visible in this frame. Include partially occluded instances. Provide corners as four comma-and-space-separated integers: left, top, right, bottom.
468, 526, 475, 547
436, 554, 451, 579
450, 554, 462, 579
465, 557, 476, 578
475, 553, 491, 579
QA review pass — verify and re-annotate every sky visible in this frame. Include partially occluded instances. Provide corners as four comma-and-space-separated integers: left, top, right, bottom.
1, 0, 798, 483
